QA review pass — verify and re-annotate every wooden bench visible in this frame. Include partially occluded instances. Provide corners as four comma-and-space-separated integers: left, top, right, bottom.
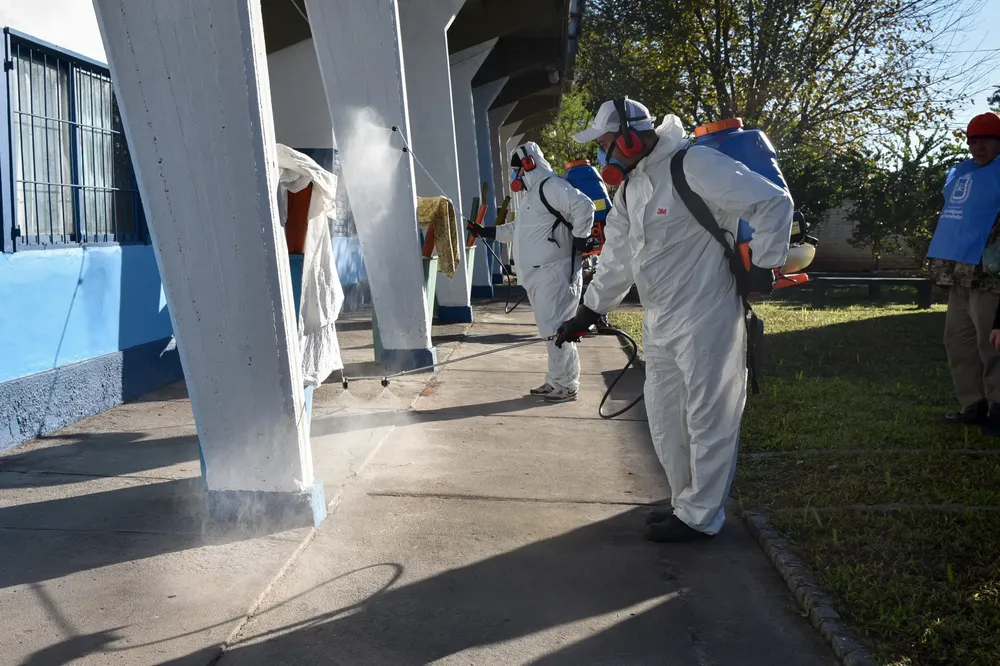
804, 275, 933, 310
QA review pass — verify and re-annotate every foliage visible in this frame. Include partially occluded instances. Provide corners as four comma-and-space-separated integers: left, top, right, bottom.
990, 86, 1000, 113
534, 89, 599, 174
572, 0, 991, 151
846, 129, 966, 269
778, 146, 869, 230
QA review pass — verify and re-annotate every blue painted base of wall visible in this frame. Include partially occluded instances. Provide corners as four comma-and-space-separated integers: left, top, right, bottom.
381, 347, 438, 374
492, 271, 506, 285
436, 305, 474, 323
207, 478, 327, 529
0, 336, 183, 451
471, 285, 495, 300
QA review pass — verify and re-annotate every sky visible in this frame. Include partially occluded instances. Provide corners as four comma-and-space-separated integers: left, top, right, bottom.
0, 0, 106, 62
935, 0, 1000, 126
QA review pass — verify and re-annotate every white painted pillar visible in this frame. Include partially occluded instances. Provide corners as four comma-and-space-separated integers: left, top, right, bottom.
398, 0, 472, 323
486, 103, 516, 282
92, 0, 325, 527
449, 40, 497, 299
497, 122, 522, 268
497, 121, 522, 201
306, 0, 435, 372
503, 131, 527, 266
472, 80, 508, 289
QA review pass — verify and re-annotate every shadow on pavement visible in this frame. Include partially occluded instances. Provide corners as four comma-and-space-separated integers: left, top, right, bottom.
164, 508, 702, 666
0, 477, 282, 590
135, 505, 827, 666
0, 431, 199, 487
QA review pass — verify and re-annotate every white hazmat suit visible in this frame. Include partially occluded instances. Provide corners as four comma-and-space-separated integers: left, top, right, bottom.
495, 143, 595, 393
584, 115, 793, 534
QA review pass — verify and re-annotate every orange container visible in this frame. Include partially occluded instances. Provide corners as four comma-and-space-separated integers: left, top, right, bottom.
284, 183, 313, 254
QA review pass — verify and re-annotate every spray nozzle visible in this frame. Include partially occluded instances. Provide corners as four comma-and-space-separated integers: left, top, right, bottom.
342, 378, 349, 390
391, 126, 399, 132
381, 377, 390, 388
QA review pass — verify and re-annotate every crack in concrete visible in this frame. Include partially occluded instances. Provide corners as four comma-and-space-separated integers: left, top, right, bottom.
366, 490, 658, 507
0, 468, 182, 483
0, 525, 302, 540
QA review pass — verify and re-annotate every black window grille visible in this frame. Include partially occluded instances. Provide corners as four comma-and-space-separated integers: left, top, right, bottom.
3, 29, 146, 249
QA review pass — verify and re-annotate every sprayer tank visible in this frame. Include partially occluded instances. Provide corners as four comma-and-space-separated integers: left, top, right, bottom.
693, 119, 788, 243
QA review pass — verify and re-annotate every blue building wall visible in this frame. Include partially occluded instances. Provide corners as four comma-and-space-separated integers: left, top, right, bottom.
0, 29, 183, 451
0, 245, 181, 451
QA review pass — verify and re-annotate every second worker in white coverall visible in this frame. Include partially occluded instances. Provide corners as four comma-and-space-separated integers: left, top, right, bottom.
469, 142, 596, 402
557, 98, 793, 542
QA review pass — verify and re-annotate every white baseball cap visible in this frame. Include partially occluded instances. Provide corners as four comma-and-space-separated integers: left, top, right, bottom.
573, 98, 655, 144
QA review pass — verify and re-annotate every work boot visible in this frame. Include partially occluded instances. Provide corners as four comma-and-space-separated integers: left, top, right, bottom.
645, 515, 715, 543
544, 387, 578, 403
529, 383, 554, 396
645, 507, 674, 524
981, 405, 1000, 437
942, 400, 988, 425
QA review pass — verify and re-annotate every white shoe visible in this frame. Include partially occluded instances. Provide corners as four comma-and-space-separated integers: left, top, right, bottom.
544, 387, 578, 403
530, 383, 555, 396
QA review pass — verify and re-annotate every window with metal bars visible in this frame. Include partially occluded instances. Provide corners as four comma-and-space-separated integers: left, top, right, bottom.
2, 29, 147, 251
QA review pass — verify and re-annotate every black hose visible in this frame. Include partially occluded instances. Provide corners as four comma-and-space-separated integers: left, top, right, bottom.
593, 324, 644, 419
472, 235, 644, 418
480, 236, 527, 314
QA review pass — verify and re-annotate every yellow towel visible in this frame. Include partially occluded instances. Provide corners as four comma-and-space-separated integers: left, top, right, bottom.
417, 196, 460, 279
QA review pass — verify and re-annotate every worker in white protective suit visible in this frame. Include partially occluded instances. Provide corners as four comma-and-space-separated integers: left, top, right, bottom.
469, 142, 596, 402
556, 99, 793, 542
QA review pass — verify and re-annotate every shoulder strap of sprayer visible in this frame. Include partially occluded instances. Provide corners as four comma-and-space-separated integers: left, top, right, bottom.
669, 147, 761, 395
538, 177, 573, 243
538, 177, 578, 283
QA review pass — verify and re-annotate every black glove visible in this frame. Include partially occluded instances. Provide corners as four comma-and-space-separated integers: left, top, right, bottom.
746, 265, 775, 295
467, 221, 496, 239
555, 305, 602, 348
573, 236, 601, 254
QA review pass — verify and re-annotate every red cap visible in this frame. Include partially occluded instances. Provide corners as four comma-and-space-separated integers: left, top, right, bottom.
967, 112, 1000, 139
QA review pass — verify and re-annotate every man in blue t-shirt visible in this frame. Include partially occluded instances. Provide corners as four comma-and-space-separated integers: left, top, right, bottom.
926, 111, 1000, 432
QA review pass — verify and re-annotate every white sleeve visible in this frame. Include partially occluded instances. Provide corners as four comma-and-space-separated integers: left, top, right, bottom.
684, 145, 794, 269
583, 188, 635, 314
494, 221, 515, 245
548, 177, 597, 238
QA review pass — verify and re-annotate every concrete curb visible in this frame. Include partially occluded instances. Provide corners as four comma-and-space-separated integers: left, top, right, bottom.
740, 510, 877, 666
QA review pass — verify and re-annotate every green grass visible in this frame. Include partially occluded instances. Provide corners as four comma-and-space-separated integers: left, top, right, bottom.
608, 288, 1000, 666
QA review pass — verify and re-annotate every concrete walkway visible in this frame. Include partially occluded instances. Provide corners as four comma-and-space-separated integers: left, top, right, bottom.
0, 303, 835, 665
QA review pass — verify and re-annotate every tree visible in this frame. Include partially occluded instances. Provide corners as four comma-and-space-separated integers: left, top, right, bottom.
574, 0, 994, 151
990, 86, 1000, 112
534, 89, 599, 174
846, 128, 966, 269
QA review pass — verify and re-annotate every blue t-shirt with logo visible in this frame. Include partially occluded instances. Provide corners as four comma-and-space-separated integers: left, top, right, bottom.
926, 157, 1000, 264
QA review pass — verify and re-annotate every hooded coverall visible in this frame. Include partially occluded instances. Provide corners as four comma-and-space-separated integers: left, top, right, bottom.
584, 116, 793, 534
496, 143, 596, 393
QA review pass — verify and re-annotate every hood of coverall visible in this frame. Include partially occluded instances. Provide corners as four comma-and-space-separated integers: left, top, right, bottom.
514, 142, 556, 191
631, 114, 689, 174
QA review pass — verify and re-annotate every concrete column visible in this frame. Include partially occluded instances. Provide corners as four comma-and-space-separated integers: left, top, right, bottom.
497, 121, 521, 201
472, 80, 508, 290
306, 0, 435, 372
486, 103, 516, 282
449, 40, 497, 299
496, 124, 522, 268
398, 0, 472, 323
92, 0, 325, 527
